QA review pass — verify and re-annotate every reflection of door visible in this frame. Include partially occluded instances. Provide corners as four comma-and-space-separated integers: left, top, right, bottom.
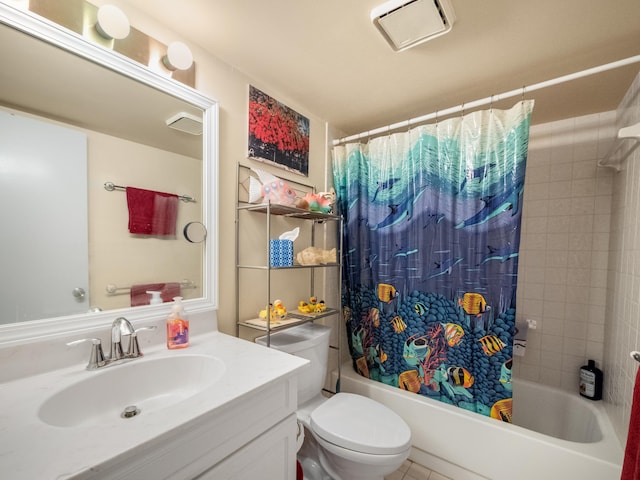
0, 111, 88, 324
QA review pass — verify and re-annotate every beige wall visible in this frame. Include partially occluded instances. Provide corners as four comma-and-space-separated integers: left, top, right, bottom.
513, 111, 616, 389
604, 70, 640, 444
105, 1, 336, 336
88, 131, 202, 310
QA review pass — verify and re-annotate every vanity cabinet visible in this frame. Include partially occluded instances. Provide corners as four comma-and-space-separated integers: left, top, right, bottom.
78, 351, 301, 480
1, 330, 307, 480
103, 378, 297, 479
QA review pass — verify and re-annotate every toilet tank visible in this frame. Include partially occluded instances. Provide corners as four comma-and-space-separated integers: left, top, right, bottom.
256, 323, 331, 405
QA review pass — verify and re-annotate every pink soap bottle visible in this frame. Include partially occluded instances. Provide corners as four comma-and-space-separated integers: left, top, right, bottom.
166, 296, 189, 349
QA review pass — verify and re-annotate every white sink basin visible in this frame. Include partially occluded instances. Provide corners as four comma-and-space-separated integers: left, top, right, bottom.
38, 354, 225, 427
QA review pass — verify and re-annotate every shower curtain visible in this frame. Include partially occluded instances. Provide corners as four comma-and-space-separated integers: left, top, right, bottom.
332, 100, 534, 421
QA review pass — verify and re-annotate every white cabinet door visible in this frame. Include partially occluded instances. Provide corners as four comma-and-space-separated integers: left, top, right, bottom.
0, 110, 88, 323
196, 414, 298, 480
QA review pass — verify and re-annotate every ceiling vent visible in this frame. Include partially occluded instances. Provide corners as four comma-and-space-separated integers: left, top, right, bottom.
371, 0, 456, 52
165, 112, 203, 135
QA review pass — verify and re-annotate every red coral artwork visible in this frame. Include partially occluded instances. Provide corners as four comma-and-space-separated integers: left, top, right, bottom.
248, 85, 309, 176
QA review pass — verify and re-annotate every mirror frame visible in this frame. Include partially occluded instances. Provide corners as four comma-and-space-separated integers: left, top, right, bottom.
0, 3, 219, 345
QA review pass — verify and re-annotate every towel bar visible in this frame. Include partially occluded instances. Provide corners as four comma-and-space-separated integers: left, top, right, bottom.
105, 279, 196, 295
104, 181, 195, 203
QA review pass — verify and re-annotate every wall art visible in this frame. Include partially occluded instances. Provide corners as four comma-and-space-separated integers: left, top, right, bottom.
248, 85, 309, 176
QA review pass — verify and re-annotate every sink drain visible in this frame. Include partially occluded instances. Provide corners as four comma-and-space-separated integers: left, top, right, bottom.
121, 405, 141, 419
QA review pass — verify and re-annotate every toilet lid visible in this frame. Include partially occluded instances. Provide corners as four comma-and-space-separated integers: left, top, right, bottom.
310, 393, 411, 455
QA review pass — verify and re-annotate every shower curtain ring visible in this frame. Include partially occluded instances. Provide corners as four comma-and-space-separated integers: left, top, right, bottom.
490, 94, 494, 112
521, 86, 526, 102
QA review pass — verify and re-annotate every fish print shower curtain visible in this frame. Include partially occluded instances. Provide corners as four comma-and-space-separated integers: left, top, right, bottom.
332, 100, 534, 421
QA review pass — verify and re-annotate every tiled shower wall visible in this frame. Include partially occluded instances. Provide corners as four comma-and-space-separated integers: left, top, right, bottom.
604, 70, 640, 443
513, 109, 616, 390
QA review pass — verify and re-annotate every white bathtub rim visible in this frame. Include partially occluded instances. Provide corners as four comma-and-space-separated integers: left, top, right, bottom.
337, 363, 623, 465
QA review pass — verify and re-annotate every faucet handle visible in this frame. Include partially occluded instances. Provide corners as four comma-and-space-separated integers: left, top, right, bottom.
67, 338, 106, 370
127, 326, 157, 358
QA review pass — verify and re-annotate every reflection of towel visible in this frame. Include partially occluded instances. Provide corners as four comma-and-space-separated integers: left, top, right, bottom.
622, 367, 640, 480
130, 283, 180, 306
126, 187, 178, 236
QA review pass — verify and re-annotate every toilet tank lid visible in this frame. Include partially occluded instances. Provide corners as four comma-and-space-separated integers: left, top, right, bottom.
310, 392, 412, 455
255, 323, 331, 354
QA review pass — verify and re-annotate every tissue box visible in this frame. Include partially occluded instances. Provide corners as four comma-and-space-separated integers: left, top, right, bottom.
269, 239, 293, 267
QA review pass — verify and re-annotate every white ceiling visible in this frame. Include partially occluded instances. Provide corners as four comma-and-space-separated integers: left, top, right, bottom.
127, 0, 640, 137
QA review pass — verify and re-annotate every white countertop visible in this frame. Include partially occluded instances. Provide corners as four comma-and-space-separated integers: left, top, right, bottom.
0, 331, 308, 479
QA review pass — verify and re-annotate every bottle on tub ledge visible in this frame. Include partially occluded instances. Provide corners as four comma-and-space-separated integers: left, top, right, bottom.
579, 359, 603, 400
166, 296, 189, 349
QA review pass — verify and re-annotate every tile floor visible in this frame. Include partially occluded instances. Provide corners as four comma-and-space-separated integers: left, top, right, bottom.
385, 460, 452, 480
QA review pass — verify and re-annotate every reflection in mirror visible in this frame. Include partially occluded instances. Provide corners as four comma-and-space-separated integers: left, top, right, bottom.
0, 6, 217, 337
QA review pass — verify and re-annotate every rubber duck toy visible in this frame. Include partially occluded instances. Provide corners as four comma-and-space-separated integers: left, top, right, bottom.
297, 296, 326, 314
297, 300, 313, 314
259, 299, 287, 321
273, 299, 287, 318
313, 300, 327, 313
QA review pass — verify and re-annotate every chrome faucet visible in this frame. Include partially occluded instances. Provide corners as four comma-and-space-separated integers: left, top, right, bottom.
67, 317, 156, 370
110, 316, 135, 361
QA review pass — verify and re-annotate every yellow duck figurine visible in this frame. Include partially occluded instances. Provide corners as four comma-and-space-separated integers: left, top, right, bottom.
259, 299, 287, 321
297, 296, 326, 314
297, 301, 313, 314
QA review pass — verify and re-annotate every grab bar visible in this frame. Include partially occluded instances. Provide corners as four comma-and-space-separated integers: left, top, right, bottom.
105, 279, 196, 296
104, 181, 195, 203
631, 351, 640, 363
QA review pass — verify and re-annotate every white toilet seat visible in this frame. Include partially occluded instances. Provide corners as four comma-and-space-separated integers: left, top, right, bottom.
310, 392, 412, 455
314, 432, 410, 464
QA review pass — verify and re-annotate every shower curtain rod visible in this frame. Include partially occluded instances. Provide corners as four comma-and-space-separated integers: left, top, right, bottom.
333, 54, 640, 146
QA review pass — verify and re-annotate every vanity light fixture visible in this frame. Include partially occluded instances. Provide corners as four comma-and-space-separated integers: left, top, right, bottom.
95, 4, 130, 40
162, 41, 194, 71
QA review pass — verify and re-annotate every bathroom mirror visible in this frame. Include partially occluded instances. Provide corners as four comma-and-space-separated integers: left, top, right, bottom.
0, 5, 218, 343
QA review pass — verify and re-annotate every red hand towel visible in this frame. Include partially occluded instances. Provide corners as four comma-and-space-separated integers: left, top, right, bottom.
126, 187, 179, 236
130, 282, 181, 307
622, 366, 640, 480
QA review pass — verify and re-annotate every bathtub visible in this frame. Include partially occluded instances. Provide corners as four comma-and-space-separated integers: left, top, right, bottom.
338, 363, 623, 480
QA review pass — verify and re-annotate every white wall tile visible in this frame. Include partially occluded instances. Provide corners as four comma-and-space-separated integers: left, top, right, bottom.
572, 160, 598, 180
525, 164, 551, 184
598, 71, 640, 446
516, 91, 640, 446
549, 162, 573, 181
517, 109, 616, 405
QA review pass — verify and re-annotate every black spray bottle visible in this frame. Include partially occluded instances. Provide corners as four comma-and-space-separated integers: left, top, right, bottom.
579, 359, 603, 400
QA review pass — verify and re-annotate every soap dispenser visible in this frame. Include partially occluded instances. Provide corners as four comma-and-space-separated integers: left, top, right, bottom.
166, 296, 189, 349
146, 291, 163, 305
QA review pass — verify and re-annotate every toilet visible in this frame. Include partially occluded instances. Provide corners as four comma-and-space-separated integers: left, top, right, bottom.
256, 323, 411, 480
